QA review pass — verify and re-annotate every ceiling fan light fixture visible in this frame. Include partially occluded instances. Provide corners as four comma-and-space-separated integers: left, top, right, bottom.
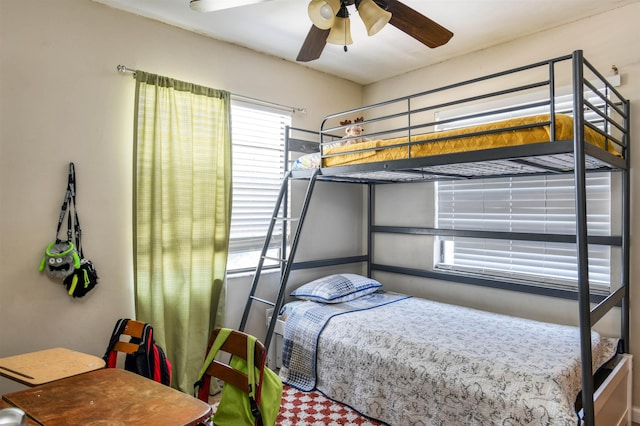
356, 0, 391, 36
308, 0, 341, 30
326, 14, 353, 46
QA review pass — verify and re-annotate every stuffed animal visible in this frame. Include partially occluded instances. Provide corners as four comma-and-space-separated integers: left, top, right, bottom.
339, 117, 369, 145
39, 240, 81, 281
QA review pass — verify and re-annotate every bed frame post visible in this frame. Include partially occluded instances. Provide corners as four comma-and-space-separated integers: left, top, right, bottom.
367, 183, 374, 277
572, 49, 596, 426
621, 100, 631, 351
548, 60, 556, 140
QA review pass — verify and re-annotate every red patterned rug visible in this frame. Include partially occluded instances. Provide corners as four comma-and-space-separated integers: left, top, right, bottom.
276, 385, 384, 426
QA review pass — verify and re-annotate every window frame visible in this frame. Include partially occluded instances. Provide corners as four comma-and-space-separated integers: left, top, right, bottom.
226, 99, 291, 274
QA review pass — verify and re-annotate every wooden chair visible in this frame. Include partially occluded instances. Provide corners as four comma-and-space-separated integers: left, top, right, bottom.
196, 328, 267, 405
103, 319, 146, 367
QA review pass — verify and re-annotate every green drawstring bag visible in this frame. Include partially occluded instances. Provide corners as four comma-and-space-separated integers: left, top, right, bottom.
195, 328, 283, 426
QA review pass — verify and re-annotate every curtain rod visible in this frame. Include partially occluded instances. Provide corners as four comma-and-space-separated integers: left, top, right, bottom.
116, 64, 307, 114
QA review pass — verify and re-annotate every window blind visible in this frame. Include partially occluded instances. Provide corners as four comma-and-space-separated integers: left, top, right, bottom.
436, 174, 611, 290
227, 100, 291, 271
434, 86, 613, 291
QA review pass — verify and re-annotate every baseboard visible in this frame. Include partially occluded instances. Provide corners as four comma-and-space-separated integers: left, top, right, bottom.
632, 406, 640, 423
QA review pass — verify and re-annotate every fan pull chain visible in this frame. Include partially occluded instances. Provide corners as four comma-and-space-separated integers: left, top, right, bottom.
342, 0, 348, 52
344, 25, 348, 52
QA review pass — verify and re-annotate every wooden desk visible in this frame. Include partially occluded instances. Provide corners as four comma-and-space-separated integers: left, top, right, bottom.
0, 348, 105, 386
2, 368, 212, 425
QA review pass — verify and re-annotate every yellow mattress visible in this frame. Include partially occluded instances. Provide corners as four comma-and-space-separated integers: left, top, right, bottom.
322, 114, 614, 167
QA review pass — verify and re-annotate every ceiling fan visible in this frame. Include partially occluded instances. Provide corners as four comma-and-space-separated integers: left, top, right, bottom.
189, 0, 453, 62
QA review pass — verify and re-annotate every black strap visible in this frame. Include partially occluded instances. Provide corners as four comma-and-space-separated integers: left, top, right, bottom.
67, 163, 84, 258
102, 318, 130, 363
54, 163, 81, 249
249, 396, 263, 426
55, 175, 72, 242
134, 324, 154, 378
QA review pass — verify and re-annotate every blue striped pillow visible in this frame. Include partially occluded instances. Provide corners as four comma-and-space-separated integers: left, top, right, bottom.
291, 274, 382, 303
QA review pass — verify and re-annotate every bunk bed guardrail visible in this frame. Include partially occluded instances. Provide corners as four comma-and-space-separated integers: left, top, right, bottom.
301, 50, 629, 183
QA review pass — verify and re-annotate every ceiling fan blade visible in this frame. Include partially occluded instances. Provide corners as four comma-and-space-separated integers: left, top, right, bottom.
189, 0, 270, 13
296, 25, 330, 62
386, 0, 453, 48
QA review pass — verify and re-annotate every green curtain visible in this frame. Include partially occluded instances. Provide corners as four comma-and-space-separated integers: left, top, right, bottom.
133, 71, 231, 393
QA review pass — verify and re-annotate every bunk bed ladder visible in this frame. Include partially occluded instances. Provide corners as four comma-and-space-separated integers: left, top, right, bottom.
238, 168, 320, 351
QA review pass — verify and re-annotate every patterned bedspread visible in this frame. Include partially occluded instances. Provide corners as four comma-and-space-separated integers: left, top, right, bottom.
281, 296, 618, 426
279, 290, 410, 391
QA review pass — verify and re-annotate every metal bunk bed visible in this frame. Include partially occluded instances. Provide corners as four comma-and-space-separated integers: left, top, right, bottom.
239, 50, 631, 426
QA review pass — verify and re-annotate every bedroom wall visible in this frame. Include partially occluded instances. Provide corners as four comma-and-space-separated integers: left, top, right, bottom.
0, 0, 363, 396
364, 2, 640, 413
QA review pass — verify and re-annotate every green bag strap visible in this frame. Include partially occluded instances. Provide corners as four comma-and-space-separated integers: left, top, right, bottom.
245, 334, 263, 426
246, 335, 255, 395
194, 328, 233, 392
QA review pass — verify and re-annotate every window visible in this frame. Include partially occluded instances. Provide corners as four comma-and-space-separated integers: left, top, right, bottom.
433, 87, 615, 293
435, 174, 612, 292
227, 100, 291, 272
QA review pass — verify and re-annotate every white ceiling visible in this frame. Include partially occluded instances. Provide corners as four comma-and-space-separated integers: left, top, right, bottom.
92, 0, 637, 85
